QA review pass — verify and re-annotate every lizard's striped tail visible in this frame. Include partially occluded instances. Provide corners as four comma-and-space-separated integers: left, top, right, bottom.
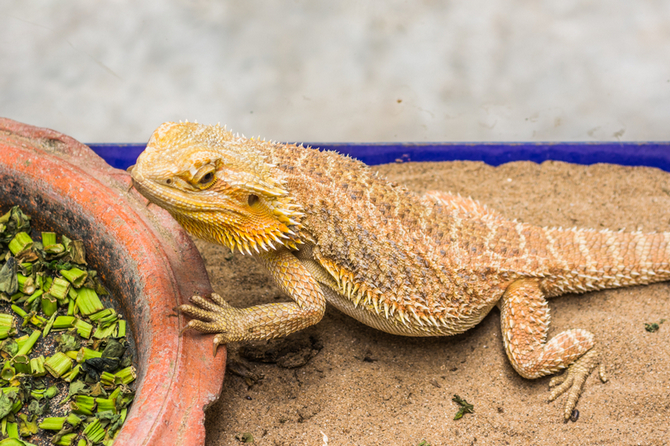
537, 227, 670, 296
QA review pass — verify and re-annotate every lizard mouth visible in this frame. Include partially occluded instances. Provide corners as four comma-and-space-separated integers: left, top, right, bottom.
130, 165, 235, 214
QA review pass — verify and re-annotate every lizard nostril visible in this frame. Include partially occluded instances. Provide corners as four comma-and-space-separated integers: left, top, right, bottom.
248, 194, 259, 206
166, 179, 172, 185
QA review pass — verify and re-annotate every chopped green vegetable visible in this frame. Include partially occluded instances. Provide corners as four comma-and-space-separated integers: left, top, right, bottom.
12, 355, 30, 374
8, 233, 33, 256
70, 395, 95, 416
44, 386, 58, 399
60, 267, 88, 289
40, 233, 56, 247
66, 296, 76, 316
67, 240, 87, 266
73, 319, 93, 339
29, 356, 45, 377
101, 339, 126, 359
0, 206, 135, 443
76, 288, 104, 316
235, 433, 254, 443
48, 278, 70, 304
0, 259, 18, 296
17, 414, 37, 437
38, 417, 66, 431
53, 433, 77, 446
88, 309, 113, 322
15, 330, 40, 356
95, 397, 116, 413
40, 294, 58, 317
114, 366, 137, 385
0, 362, 15, 381
63, 365, 81, 383
0, 437, 36, 445
57, 332, 80, 352
77, 348, 102, 362
645, 319, 665, 333
42, 312, 57, 337
5, 422, 18, 439
43, 243, 65, 255
15, 275, 35, 295
44, 352, 73, 378
452, 394, 474, 420
23, 290, 42, 309
93, 323, 117, 339
100, 372, 116, 389
52, 315, 76, 330
0, 391, 16, 420
117, 320, 127, 338
82, 418, 105, 443
0, 314, 16, 340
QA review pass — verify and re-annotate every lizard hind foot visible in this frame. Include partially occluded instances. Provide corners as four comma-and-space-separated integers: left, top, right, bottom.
548, 349, 608, 420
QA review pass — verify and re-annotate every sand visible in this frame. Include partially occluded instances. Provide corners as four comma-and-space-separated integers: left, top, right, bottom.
200, 160, 670, 446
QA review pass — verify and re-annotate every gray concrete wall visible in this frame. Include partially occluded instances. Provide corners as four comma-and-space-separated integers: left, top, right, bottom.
2, 1, 669, 143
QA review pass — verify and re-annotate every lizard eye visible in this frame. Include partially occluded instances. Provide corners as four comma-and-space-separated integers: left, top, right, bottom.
192, 166, 217, 189
199, 172, 214, 184
248, 194, 259, 206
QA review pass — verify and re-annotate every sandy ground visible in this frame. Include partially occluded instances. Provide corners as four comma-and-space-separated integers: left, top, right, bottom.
198, 160, 670, 446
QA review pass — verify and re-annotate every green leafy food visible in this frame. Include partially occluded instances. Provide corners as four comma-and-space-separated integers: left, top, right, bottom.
452, 394, 474, 420
644, 319, 665, 333
0, 259, 18, 296
0, 392, 15, 420
0, 206, 135, 444
0, 207, 31, 244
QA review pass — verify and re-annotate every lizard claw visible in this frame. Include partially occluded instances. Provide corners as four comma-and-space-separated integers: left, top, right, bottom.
177, 315, 230, 355
548, 349, 607, 420
179, 319, 203, 336
212, 334, 227, 356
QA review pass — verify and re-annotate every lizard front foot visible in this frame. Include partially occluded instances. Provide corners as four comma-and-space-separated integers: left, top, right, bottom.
178, 250, 327, 353
548, 349, 608, 420
179, 293, 246, 351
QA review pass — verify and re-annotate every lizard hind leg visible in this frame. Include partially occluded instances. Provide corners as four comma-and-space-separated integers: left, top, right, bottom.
500, 279, 606, 420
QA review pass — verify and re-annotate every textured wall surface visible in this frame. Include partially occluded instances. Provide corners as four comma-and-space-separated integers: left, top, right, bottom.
2, 1, 669, 143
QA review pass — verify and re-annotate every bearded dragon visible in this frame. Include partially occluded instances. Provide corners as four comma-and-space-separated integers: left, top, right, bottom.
129, 121, 670, 420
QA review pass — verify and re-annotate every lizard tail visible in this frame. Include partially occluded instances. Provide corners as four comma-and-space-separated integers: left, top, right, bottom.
537, 227, 670, 296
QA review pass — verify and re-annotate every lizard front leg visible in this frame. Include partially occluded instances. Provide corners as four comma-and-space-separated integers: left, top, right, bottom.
500, 279, 607, 420
179, 248, 326, 350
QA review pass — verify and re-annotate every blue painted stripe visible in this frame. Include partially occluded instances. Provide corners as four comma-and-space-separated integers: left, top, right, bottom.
87, 142, 670, 172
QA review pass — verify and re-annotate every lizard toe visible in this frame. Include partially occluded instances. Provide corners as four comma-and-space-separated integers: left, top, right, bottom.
547, 349, 605, 420
209, 293, 233, 308
181, 318, 229, 334
189, 294, 229, 312
178, 303, 219, 321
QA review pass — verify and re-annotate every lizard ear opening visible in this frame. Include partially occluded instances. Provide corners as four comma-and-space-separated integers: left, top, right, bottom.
248, 194, 259, 206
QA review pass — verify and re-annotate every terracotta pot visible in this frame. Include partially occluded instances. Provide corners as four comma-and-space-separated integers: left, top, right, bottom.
0, 118, 225, 445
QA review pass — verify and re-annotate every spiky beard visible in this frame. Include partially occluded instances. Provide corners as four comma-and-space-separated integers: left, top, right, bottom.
173, 211, 303, 255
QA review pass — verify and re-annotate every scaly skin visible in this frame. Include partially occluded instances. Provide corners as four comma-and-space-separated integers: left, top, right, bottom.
130, 121, 670, 420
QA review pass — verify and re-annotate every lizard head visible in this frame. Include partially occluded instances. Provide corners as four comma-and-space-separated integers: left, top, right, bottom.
129, 121, 304, 254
